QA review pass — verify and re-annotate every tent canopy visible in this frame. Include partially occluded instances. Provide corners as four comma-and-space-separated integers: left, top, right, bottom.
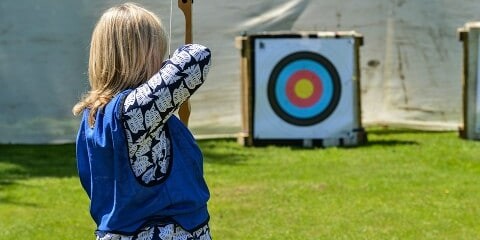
0, 0, 477, 143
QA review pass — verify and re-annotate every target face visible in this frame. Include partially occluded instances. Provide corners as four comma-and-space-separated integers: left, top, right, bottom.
267, 51, 341, 126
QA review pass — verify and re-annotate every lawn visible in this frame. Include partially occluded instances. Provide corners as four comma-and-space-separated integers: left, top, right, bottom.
0, 129, 479, 239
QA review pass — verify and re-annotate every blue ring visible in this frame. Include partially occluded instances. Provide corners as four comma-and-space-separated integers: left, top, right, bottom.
275, 60, 333, 119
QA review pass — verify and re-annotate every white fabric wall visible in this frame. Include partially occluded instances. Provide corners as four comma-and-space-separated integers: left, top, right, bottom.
0, 0, 478, 143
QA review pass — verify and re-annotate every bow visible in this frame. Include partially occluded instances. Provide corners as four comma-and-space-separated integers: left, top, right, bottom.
177, 0, 193, 126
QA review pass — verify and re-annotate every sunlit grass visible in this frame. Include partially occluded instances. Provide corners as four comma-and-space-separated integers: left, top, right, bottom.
1, 129, 480, 239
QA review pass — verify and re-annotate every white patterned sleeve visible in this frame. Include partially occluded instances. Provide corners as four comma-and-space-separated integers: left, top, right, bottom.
122, 44, 212, 139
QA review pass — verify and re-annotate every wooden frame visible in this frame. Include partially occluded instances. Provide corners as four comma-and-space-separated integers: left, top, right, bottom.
458, 22, 480, 140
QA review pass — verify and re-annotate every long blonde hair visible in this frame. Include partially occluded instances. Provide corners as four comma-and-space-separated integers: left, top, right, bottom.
73, 2, 168, 126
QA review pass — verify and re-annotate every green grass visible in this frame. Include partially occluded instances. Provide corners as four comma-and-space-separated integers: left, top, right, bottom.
1, 129, 480, 239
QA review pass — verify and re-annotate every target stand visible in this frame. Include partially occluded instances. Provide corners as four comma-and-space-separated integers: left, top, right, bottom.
236, 31, 367, 147
459, 23, 480, 140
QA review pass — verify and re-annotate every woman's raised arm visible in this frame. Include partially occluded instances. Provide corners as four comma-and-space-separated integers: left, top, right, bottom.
122, 44, 211, 141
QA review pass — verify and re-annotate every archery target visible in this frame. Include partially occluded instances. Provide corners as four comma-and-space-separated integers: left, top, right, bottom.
252, 37, 359, 140
268, 51, 341, 126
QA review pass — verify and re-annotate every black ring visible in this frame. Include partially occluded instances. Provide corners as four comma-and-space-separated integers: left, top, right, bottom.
267, 51, 341, 126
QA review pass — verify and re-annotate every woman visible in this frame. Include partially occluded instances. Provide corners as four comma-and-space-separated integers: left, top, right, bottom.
73, 3, 212, 239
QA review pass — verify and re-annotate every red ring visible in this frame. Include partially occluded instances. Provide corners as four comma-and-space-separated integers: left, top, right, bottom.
285, 70, 323, 107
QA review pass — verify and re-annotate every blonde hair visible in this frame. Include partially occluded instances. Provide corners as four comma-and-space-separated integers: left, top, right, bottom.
73, 2, 168, 126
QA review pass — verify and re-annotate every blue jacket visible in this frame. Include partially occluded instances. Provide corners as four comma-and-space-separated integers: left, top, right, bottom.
76, 44, 211, 235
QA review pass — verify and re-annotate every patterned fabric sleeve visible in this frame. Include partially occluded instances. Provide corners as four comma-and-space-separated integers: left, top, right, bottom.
121, 44, 211, 186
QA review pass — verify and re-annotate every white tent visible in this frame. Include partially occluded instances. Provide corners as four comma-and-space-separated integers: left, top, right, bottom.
1, 0, 478, 143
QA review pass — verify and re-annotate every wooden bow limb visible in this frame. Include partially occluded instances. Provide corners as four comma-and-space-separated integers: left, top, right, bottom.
178, 0, 193, 126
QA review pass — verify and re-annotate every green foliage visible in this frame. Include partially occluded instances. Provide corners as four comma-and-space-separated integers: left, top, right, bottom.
1, 129, 480, 239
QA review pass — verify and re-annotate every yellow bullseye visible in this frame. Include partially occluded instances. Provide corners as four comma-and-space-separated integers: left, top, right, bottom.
294, 78, 314, 99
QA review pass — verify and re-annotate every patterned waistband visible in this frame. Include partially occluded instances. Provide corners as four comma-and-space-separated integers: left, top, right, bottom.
96, 223, 211, 240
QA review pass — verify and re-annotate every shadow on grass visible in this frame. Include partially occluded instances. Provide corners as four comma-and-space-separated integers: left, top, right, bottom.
0, 181, 41, 207
202, 151, 249, 165
0, 144, 77, 180
233, 135, 420, 150
0, 141, 250, 180
280, 139, 419, 150
198, 139, 250, 165
362, 139, 419, 147
366, 128, 455, 135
